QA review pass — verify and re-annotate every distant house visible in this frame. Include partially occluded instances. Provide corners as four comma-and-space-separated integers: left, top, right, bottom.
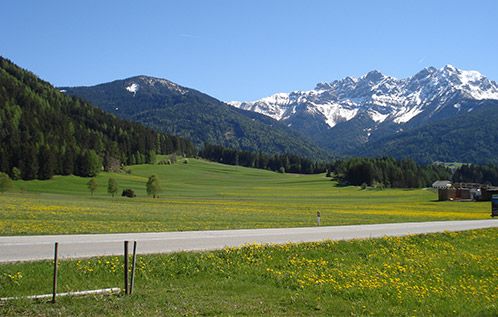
432, 181, 455, 201
433, 180, 496, 201
432, 180, 452, 189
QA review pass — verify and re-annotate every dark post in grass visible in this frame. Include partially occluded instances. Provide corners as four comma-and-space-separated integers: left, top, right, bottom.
317, 211, 321, 226
130, 241, 137, 295
52, 242, 59, 303
124, 241, 129, 295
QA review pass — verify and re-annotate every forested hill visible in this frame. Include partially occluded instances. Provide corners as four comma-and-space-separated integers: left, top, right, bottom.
0, 57, 195, 180
355, 100, 498, 164
61, 76, 328, 159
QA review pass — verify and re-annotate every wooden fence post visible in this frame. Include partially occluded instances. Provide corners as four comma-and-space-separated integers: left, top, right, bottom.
52, 242, 58, 303
130, 241, 137, 295
124, 241, 129, 295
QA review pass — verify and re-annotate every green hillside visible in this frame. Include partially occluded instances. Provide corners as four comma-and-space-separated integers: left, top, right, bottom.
61, 76, 328, 159
356, 100, 498, 163
0, 159, 489, 235
0, 57, 194, 180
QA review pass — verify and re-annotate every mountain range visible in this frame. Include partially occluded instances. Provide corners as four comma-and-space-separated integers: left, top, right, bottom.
61, 76, 327, 159
230, 65, 498, 161
62, 65, 498, 164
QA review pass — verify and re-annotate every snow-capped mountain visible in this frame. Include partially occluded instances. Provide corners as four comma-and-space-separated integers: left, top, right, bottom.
230, 65, 498, 128
229, 65, 498, 154
60, 68, 498, 163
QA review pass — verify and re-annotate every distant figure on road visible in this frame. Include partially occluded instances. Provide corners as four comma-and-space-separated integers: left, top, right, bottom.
317, 211, 321, 226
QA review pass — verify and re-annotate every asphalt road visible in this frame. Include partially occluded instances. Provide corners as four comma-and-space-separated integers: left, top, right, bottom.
0, 220, 496, 263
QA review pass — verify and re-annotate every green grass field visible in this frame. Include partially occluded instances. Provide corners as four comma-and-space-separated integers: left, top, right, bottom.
1, 159, 496, 316
0, 158, 491, 235
1, 229, 496, 316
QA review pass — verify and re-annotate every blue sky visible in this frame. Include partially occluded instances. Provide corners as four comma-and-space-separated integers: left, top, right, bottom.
1, 0, 497, 101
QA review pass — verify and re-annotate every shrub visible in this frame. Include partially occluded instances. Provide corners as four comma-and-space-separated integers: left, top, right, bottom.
0, 172, 13, 193
122, 188, 136, 198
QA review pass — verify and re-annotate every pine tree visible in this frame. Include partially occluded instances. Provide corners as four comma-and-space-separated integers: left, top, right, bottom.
20, 144, 38, 180
38, 145, 56, 180
0, 149, 9, 173
77, 150, 101, 177
62, 150, 75, 175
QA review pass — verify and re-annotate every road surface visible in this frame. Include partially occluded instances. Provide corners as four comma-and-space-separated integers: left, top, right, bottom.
0, 220, 496, 263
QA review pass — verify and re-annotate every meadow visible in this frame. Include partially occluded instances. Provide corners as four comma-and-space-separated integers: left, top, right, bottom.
0, 158, 491, 235
0, 228, 496, 316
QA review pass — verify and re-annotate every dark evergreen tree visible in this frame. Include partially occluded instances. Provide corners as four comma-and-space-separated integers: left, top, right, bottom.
76, 150, 101, 177
38, 145, 56, 180
20, 144, 38, 180
62, 150, 75, 175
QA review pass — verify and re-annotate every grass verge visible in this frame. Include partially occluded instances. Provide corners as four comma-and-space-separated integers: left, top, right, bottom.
1, 228, 496, 316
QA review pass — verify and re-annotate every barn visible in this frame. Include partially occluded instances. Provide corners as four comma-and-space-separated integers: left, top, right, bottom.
432, 181, 454, 201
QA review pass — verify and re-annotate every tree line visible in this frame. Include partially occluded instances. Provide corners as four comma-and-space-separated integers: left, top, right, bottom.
199, 144, 325, 174
199, 144, 460, 188
331, 157, 452, 188
0, 57, 195, 180
199, 144, 453, 188
452, 164, 498, 186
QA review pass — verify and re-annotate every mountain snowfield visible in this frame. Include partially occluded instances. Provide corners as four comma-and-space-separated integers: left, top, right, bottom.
229, 65, 498, 129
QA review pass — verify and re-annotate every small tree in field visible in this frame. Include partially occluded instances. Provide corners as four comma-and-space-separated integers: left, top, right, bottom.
11, 167, 21, 180
87, 178, 98, 196
0, 172, 13, 193
107, 177, 118, 197
170, 153, 177, 164
146, 175, 161, 198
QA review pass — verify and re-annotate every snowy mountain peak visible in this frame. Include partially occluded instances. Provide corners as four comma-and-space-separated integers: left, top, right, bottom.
229, 65, 498, 130
363, 70, 385, 82
125, 76, 188, 95
442, 64, 457, 72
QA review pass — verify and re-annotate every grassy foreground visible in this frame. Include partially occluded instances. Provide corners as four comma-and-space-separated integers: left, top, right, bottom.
0, 159, 491, 236
0, 228, 496, 316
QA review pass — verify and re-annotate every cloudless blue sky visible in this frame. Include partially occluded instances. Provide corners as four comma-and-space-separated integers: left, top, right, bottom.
1, 0, 497, 101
